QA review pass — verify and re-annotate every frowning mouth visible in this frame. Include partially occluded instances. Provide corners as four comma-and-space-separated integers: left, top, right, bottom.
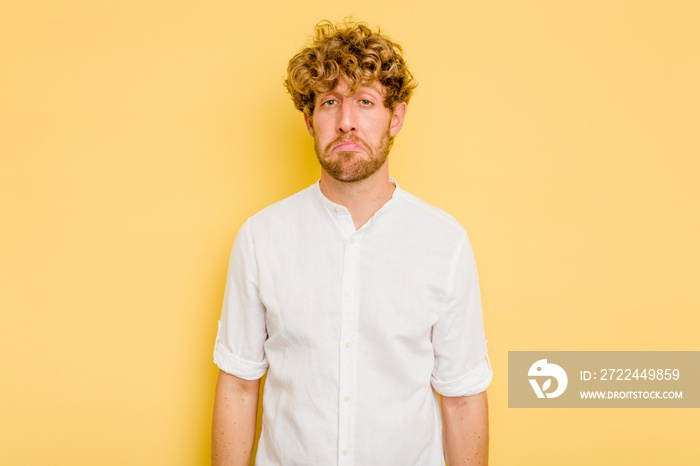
334, 142, 362, 151
328, 136, 366, 152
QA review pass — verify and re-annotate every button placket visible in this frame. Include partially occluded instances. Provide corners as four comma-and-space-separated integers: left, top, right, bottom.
338, 234, 360, 464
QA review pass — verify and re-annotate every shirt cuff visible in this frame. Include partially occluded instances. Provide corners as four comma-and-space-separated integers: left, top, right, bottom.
431, 357, 493, 397
213, 341, 268, 380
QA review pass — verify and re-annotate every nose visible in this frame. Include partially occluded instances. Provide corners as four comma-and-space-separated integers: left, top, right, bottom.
338, 100, 356, 133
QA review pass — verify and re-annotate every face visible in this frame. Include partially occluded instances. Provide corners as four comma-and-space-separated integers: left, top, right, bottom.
304, 80, 406, 183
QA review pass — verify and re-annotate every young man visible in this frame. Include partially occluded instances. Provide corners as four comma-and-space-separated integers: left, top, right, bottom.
212, 20, 492, 465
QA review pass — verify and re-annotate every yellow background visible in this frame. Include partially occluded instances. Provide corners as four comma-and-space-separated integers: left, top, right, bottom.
1, 0, 698, 464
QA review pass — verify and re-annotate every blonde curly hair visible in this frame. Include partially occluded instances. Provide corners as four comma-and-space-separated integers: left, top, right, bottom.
285, 20, 417, 116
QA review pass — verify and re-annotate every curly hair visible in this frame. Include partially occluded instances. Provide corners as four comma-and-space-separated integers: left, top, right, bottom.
285, 20, 417, 116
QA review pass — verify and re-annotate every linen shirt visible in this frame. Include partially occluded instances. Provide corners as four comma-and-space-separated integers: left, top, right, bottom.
214, 180, 492, 465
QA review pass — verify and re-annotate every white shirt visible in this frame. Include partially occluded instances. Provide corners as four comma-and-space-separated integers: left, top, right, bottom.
214, 180, 492, 465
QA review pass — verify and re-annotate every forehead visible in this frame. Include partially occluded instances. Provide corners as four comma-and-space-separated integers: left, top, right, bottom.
319, 79, 386, 97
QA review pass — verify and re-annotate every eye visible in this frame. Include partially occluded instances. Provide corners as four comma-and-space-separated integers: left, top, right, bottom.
359, 99, 373, 106
322, 99, 337, 107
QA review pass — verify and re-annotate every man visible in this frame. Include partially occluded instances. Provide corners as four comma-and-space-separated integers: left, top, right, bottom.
212, 20, 492, 465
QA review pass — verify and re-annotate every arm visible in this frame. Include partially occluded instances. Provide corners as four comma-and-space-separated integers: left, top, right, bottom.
212, 370, 261, 466
441, 391, 489, 465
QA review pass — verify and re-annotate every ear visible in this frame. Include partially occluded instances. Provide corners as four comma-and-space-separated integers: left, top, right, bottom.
303, 112, 314, 137
389, 102, 407, 137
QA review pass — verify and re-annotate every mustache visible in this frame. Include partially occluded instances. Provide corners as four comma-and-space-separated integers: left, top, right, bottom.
324, 134, 368, 152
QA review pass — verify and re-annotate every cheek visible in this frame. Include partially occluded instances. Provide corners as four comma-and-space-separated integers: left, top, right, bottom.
311, 115, 327, 133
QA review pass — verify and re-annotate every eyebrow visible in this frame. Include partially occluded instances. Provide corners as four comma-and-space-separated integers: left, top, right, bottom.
316, 85, 383, 101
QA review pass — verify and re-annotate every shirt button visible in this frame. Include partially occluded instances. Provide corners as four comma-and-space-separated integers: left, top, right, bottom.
344, 395, 351, 401
349, 238, 356, 245
345, 341, 352, 348
346, 290, 353, 297
334, 206, 342, 212
342, 449, 349, 456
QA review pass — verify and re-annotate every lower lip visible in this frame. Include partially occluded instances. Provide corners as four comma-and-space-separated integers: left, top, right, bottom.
335, 143, 362, 151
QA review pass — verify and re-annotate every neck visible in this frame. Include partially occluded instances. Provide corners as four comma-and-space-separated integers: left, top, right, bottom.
319, 163, 395, 230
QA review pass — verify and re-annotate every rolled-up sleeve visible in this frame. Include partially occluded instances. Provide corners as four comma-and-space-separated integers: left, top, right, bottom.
213, 220, 269, 380
431, 234, 493, 396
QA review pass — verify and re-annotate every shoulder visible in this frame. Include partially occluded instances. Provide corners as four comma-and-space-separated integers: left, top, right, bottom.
243, 183, 318, 235
395, 188, 468, 239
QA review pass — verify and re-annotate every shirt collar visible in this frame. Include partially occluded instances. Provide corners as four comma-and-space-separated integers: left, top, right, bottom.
313, 178, 402, 218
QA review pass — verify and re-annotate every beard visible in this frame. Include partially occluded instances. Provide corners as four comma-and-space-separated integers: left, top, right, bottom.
314, 127, 392, 183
